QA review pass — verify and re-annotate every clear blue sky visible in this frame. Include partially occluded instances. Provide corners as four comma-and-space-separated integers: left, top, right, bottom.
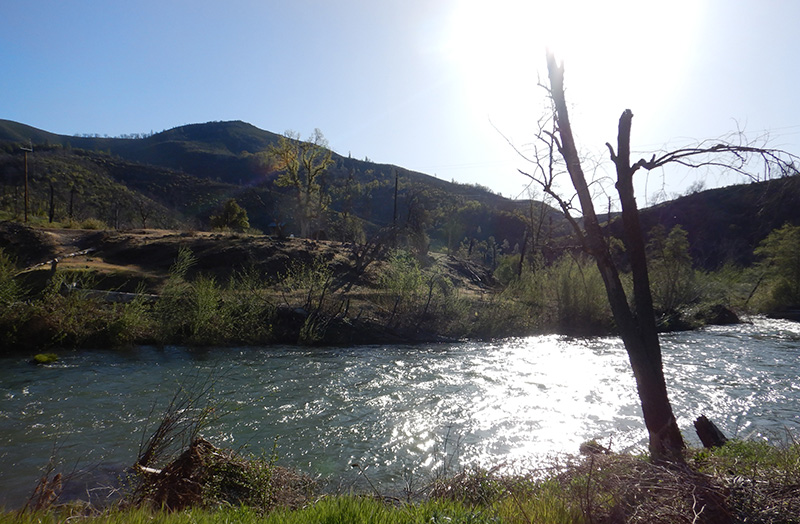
2, 0, 798, 203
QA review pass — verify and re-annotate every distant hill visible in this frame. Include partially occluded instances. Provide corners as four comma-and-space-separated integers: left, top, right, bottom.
614, 175, 800, 270
0, 119, 564, 253
2, 118, 798, 271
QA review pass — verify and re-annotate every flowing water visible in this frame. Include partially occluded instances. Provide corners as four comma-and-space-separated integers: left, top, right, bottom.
1, 317, 799, 507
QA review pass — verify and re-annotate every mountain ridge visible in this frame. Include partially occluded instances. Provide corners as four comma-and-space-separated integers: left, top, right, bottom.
1, 118, 798, 270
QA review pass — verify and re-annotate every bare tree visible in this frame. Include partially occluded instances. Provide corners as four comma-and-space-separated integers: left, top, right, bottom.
135, 197, 153, 229
520, 52, 796, 461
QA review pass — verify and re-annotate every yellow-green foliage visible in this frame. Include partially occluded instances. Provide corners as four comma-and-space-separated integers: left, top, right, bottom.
7, 440, 800, 524
224, 266, 274, 343
493, 479, 583, 524
754, 223, 800, 311
155, 249, 275, 345
694, 438, 800, 483
280, 256, 333, 300
0, 248, 22, 306
647, 224, 698, 313
380, 250, 424, 312
106, 287, 154, 345
79, 218, 107, 230
546, 254, 610, 333
209, 198, 250, 232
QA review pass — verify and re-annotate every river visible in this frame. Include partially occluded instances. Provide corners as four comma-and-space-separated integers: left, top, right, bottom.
1, 317, 799, 508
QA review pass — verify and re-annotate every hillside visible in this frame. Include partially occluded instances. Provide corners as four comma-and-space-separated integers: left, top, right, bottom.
611, 175, 800, 270
0, 222, 517, 348
2, 119, 799, 272
0, 119, 563, 254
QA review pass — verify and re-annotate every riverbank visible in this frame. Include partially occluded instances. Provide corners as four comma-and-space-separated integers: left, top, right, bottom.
6, 438, 800, 523
0, 222, 535, 352
1, 222, 751, 354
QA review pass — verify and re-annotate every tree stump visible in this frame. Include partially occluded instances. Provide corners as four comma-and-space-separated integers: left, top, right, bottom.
694, 415, 728, 448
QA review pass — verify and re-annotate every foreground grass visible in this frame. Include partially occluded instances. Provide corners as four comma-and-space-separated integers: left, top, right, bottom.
4, 439, 800, 524
1, 498, 502, 524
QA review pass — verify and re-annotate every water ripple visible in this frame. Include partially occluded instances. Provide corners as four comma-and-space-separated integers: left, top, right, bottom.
1, 319, 799, 507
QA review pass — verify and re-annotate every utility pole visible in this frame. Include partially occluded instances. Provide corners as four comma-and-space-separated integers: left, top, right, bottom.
392, 168, 398, 225
20, 143, 33, 223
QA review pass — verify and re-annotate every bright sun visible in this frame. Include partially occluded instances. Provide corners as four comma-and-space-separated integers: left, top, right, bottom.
441, 0, 703, 155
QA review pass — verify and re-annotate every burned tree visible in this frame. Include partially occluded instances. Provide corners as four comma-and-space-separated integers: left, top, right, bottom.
520, 52, 796, 460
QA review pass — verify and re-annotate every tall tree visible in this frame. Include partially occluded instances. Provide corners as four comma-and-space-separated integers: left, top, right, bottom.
267, 129, 333, 238
521, 52, 795, 461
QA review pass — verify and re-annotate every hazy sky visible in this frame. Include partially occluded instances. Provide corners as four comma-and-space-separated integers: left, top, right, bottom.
2, 0, 798, 203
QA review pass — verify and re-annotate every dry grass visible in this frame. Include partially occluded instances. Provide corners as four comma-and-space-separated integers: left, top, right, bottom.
131, 438, 316, 512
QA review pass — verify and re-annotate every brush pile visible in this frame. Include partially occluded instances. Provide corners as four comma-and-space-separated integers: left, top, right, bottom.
132, 438, 315, 512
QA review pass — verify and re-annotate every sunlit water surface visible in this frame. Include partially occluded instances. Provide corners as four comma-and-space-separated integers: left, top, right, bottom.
1, 317, 798, 507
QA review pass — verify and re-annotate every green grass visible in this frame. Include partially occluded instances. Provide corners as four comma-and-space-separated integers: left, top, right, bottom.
4, 440, 800, 524
1, 498, 500, 524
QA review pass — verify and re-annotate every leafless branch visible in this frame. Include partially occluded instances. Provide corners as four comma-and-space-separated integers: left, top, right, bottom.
626, 139, 798, 182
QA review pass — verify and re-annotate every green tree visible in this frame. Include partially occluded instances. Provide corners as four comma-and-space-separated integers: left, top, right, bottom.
210, 198, 250, 231
267, 129, 333, 238
755, 223, 800, 310
647, 224, 697, 314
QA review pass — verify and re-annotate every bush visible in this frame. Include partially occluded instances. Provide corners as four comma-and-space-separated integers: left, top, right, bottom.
380, 250, 424, 316
546, 254, 610, 334
225, 266, 274, 344
493, 254, 520, 286
647, 224, 699, 314
79, 218, 107, 230
0, 248, 23, 306
210, 199, 250, 232
154, 247, 198, 343
754, 223, 800, 312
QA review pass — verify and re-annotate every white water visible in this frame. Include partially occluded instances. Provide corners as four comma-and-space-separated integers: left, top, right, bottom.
1, 317, 798, 507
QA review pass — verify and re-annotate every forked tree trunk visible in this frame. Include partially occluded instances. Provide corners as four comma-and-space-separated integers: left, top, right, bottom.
546, 54, 685, 460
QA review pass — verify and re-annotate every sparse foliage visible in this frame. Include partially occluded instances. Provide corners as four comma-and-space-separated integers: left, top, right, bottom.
515, 52, 796, 460
266, 129, 334, 238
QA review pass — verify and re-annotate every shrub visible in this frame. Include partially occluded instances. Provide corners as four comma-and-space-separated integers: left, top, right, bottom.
154, 248, 197, 343
0, 248, 23, 307
647, 224, 699, 314
546, 254, 610, 334
210, 199, 250, 232
493, 254, 520, 286
225, 266, 274, 344
380, 250, 424, 317
754, 223, 800, 312
79, 218, 107, 230
278, 256, 333, 315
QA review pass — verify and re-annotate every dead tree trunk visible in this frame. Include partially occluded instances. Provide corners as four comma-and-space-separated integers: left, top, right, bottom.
546, 54, 685, 461
694, 415, 728, 448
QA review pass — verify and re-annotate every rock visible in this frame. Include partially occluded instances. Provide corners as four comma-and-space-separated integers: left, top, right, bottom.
31, 353, 58, 365
695, 304, 740, 326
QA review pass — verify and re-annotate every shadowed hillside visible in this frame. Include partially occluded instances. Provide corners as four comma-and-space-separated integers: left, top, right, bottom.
0, 119, 565, 255
609, 175, 800, 270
